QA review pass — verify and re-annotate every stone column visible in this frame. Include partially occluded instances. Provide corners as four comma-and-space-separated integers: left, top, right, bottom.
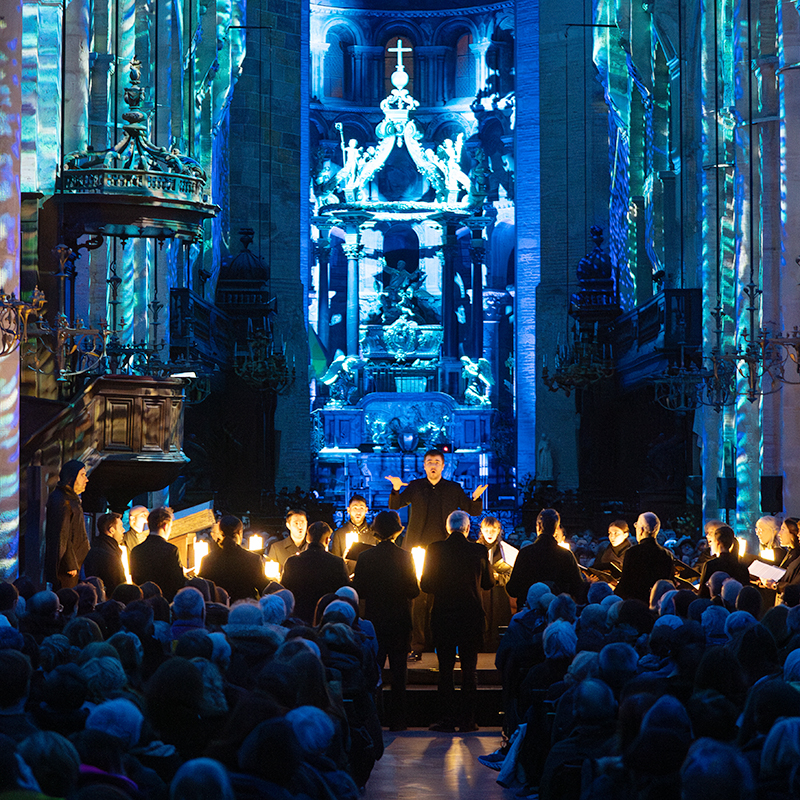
310, 42, 329, 100
316, 231, 331, 350
468, 223, 486, 359
440, 215, 460, 359
0, 1, 23, 579
416, 46, 448, 106
342, 239, 362, 356
470, 41, 492, 96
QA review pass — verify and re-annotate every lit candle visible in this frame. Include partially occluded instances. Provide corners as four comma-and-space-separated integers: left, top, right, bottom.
344, 532, 360, 558
194, 538, 209, 569
736, 537, 748, 556
558, 541, 571, 551
248, 534, 263, 552
760, 547, 774, 562
264, 560, 281, 579
412, 546, 426, 581
121, 547, 132, 584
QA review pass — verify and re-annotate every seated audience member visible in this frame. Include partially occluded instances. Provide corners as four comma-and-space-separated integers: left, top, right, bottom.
82, 512, 127, 596
759, 717, 800, 797
170, 587, 206, 641
170, 758, 235, 800
681, 738, 755, 800
697, 524, 751, 597
199, 515, 269, 601
17, 730, 81, 799
721, 578, 744, 611
0, 650, 39, 742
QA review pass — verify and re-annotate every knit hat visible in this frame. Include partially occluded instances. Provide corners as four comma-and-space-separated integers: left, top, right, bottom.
87, 698, 143, 748
335, 585, 359, 605
59, 459, 85, 486
274, 589, 295, 616
526, 582, 549, 609
172, 587, 206, 622
226, 601, 263, 628
259, 594, 286, 625
321, 600, 356, 625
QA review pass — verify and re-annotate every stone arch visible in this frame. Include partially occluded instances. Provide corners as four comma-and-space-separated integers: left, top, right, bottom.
324, 24, 357, 100
488, 221, 515, 290
433, 19, 480, 101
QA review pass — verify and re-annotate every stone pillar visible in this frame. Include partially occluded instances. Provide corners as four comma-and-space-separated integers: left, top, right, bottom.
310, 42, 329, 100
470, 41, 492, 96
342, 240, 362, 356
416, 46, 448, 106
0, 1, 23, 579
316, 232, 331, 350
469, 230, 485, 359
441, 216, 459, 359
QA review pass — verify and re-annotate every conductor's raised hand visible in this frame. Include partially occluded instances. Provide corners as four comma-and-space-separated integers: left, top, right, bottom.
385, 475, 407, 492
472, 484, 488, 501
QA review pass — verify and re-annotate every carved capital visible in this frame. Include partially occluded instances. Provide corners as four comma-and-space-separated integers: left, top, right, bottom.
342, 243, 363, 260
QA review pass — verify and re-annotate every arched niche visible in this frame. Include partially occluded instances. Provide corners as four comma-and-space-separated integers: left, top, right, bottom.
324, 25, 356, 100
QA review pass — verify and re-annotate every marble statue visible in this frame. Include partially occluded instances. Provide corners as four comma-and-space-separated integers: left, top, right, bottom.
460, 356, 493, 406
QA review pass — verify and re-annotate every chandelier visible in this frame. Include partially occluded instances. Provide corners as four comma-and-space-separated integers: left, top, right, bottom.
0, 288, 46, 357
235, 327, 295, 394
542, 328, 614, 396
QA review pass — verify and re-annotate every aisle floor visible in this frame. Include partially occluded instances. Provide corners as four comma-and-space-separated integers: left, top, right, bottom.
363, 728, 516, 800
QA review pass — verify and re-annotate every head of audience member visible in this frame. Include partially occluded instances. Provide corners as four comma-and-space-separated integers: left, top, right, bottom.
688, 598, 712, 623
721, 579, 743, 610
686, 690, 740, 742
17, 731, 81, 798
479, 516, 504, 547
148, 506, 174, 538
171, 587, 206, 629
587, 581, 614, 604
446, 510, 471, 538
321, 600, 356, 627
0, 582, 18, 614
780, 517, 800, 551
536, 508, 560, 538
755, 515, 781, 550
59, 459, 88, 494
63, 617, 103, 649
128, 505, 149, 535
573, 678, 617, 725
86, 698, 143, 749
634, 512, 660, 541
285, 509, 308, 546
525, 582, 550, 611
681, 739, 755, 800
783, 583, 800, 607
707, 524, 736, 556
547, 593, 577, 624
238, 717, 301, 788
617, 599, 655, 636
0, 649, 31, 711
170, 758, 235, 800
724, 610, 757, 641
97, 512, 124, 545
306, 520, 332, 547
760, 717, 800, 794
423, 449, 446, 484
80, 656, 128, 704
608, 520, 630, 548
542, 619, 577, 661
347, 495, 368, 528
708, 570, 730, 601
659, 589, 679, 617
784, 649, 800, 682
372, 510, 404, 541
598, 642, 639, 695
219, 515, 244, 546
75, 583, 97, 616
84, 576, 106, 603
649, 579, 675, 613
259, 594, 287, 626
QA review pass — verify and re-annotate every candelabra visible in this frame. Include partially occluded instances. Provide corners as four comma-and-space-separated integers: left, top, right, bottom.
541, 328, 614, 396
234, 329, 295, 394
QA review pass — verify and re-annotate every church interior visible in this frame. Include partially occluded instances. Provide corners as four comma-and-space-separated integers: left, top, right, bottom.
2, 0, 800, 579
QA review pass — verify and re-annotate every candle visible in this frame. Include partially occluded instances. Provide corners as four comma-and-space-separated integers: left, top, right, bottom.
412, 547, 426, 581
264, 560, 281, 579
736, 537, 748, 556
194, 538, 209, 569
248, 534, 263, 552
760, 548, 774, 562
121, 546, 132, 584
344, 532, 360, 558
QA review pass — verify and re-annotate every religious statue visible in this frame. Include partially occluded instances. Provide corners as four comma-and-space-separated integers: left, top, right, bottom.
321, 350, 364, 407
460, 356, 493, 406
536, 435, 554, 482
370, 258, 438, 325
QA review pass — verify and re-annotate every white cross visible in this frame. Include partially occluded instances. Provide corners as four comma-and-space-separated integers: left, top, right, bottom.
388, 38, 412, 70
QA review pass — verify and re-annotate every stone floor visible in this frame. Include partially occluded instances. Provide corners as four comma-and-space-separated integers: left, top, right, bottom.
363, 728, 516, 800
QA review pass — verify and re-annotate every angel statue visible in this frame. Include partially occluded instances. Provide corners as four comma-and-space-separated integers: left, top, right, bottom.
321, 350, 365, 408
460, 356, 494, 406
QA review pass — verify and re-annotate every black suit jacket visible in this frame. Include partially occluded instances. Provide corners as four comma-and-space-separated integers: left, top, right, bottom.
199, 540, 269, 602
130, 534, 185, 600
506, 534, 584, 601
44, 484, 90, 589
614, 537, 675, 602
281, 542, 350, 623
81, 535, 126, 595
389, 477, 482, 549
697, 551, 751, 597
352, 540, 419, 639
420, 532, 494, 636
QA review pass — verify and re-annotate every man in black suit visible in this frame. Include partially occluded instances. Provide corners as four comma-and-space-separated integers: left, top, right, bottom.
506, 508, 584, 602
130, 507, 185, 600
614, 512, 675, 602
265, 509, 308, 568
82, 512, 126, 594
353, 510, 420, 731
199, 515, 269, 602
385, 449, 487, 659
329, 495, 377, 575
281, 521, 350, 623
420, 510, 494, 732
